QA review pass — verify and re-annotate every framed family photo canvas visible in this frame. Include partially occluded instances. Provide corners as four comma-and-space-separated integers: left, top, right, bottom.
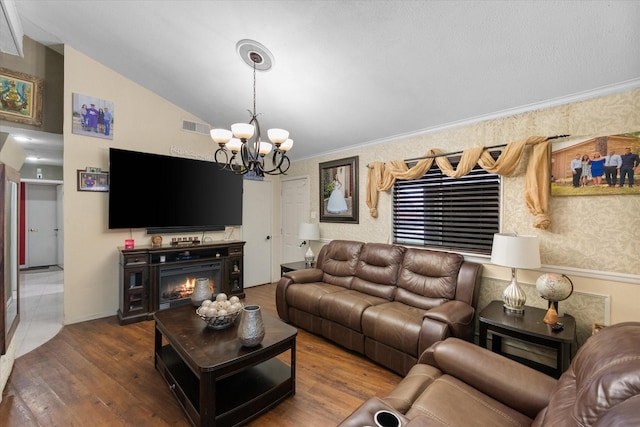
0, 67, 44, 126
72, 93, 115, 140
551, 132, 640, 196
319, 156, 359, 223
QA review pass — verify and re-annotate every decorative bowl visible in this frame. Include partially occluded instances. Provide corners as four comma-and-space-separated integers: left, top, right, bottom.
196, 305, 243, 330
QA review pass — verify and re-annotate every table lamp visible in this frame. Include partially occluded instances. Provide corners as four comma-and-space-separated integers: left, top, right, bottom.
298, 223, 320, 266
491, 233, 541, 314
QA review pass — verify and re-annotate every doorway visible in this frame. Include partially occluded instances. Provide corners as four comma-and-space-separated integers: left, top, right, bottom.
242, 179, 273, 287
280, 176, 310, 264
24, 182, 62, 268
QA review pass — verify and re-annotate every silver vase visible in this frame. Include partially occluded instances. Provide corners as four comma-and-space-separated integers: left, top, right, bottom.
191, 278, 212, 306
237, 305, 265, 347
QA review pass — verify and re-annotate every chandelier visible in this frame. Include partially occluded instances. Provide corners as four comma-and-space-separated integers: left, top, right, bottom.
211, 40, 293, 176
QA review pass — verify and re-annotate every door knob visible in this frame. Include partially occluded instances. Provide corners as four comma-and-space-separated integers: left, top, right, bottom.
29, 228, 39, 232
266, 235, 271, 240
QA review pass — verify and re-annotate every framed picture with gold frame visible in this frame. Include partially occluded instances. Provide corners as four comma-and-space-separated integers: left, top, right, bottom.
0, 67, 44, 126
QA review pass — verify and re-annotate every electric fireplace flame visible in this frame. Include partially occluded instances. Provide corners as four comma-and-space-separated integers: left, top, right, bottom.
162, 277, 197, 300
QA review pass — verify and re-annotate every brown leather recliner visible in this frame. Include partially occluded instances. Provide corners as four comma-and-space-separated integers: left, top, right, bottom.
276, 240, 483, 375
339, 322, 640, 426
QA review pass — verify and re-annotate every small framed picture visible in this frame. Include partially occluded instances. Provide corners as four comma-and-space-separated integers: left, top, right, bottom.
78, 170, 109, 192
319, 156, 359, 223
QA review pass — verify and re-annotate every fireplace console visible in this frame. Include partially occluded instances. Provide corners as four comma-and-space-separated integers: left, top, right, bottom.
118, 240, 245, 325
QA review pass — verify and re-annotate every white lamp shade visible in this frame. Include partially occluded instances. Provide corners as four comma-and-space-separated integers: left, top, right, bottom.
210, 128, 232, 144
231, 123, 255, 139
279, 138, 294, 152
491, 233, 541, 269
267, 128, 289, 144
225, 138, 243, 152
258, 141, 273, 155
298, 223, 320, 240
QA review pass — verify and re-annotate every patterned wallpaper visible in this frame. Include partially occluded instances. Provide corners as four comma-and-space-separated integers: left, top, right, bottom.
288, 89, 640, 276
284, 89, 640, 346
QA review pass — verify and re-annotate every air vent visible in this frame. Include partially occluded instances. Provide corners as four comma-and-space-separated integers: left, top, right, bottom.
182, 119, 211, 135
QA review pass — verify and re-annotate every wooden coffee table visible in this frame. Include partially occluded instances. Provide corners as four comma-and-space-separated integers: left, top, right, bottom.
154, 304, 297, 427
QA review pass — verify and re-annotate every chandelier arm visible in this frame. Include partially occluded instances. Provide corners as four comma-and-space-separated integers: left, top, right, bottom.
261, 149, 287, 174
214, 147, 230, 166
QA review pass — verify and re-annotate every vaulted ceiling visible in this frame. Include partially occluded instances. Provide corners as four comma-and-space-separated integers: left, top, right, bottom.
5, 1, 640, 166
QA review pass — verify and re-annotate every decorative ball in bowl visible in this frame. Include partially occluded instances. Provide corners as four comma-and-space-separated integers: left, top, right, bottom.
196, 293, 243, 330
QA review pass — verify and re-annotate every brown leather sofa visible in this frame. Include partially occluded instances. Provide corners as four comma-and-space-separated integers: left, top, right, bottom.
339, 322, 640, 426
275, 240, 483, 375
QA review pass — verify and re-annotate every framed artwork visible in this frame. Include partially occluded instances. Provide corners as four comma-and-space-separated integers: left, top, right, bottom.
72, 93, 115, 140
551, 132, 640, 196
77, 170, 109, 192
0, 67, 44, 126
319, 156, 359, 223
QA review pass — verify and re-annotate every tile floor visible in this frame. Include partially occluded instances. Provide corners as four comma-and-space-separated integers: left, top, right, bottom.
13, 266, 64, 357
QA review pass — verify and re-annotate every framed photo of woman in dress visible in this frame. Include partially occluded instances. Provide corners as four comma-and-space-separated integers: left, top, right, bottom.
319, 156, 359, 223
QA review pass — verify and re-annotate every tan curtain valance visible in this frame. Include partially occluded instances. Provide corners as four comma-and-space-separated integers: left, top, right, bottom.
366, 136, 551, 230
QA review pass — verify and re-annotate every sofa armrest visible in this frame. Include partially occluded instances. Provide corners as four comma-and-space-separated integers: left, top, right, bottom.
283, 267, 324, 283
426, 338, 557, 418
276, 268, 325, 321
423, 300, 475, 340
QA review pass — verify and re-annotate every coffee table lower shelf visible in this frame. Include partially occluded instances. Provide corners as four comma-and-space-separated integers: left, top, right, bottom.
156, 344, 294, 426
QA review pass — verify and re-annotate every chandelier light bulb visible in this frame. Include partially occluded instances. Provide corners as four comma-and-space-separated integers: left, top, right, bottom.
267, 128, 289, 144
225, 138, 243, 153
231, 123, 255, 140
280, 139, 293, 152
258, 141, 273, 155
210, 128, 232, 144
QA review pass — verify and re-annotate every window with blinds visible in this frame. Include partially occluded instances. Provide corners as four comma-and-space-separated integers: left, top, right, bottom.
392, 154, 501, 254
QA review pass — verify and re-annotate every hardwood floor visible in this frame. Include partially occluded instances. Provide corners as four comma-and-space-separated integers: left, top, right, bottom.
1, 283, 401, 426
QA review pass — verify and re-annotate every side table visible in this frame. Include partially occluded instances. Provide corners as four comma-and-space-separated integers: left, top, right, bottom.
478, 300, 577, 378
280, 260, 315, 276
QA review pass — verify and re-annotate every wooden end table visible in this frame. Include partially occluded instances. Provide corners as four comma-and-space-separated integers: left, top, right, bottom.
280, 260, 315, 276
478, 300, 576, 378
154, 304, 297, 426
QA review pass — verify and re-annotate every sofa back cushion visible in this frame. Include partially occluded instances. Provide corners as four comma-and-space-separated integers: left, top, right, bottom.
319, 240, 364, 288
395, 248, 463, 310
533, 322, 640, 427
351, 243, 406, 300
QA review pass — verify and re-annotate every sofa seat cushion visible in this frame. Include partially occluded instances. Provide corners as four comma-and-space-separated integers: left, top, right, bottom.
319, 289, 388, 332
286, 282, 347, 316
407, 375, 534, 427
361, 301, 427, 356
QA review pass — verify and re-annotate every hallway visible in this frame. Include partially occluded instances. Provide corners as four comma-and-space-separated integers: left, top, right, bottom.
13, 267, 64, 357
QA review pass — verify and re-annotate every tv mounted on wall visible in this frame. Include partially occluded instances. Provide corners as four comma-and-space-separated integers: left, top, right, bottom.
108, 148, 243, 232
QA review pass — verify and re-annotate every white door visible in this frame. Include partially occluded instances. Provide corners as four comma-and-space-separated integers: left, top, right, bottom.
281, 177, 310, 263
56, 184, 64, 268
242, 179, 273, 288
26, 183, 58, 267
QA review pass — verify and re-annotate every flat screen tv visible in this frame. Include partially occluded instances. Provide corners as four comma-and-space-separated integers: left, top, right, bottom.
108, 148, 243, 232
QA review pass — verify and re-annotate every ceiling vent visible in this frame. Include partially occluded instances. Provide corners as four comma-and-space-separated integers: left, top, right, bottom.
182, 119, 211, 136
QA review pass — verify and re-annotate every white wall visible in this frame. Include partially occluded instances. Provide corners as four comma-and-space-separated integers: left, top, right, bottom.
62, 46, 241, 323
